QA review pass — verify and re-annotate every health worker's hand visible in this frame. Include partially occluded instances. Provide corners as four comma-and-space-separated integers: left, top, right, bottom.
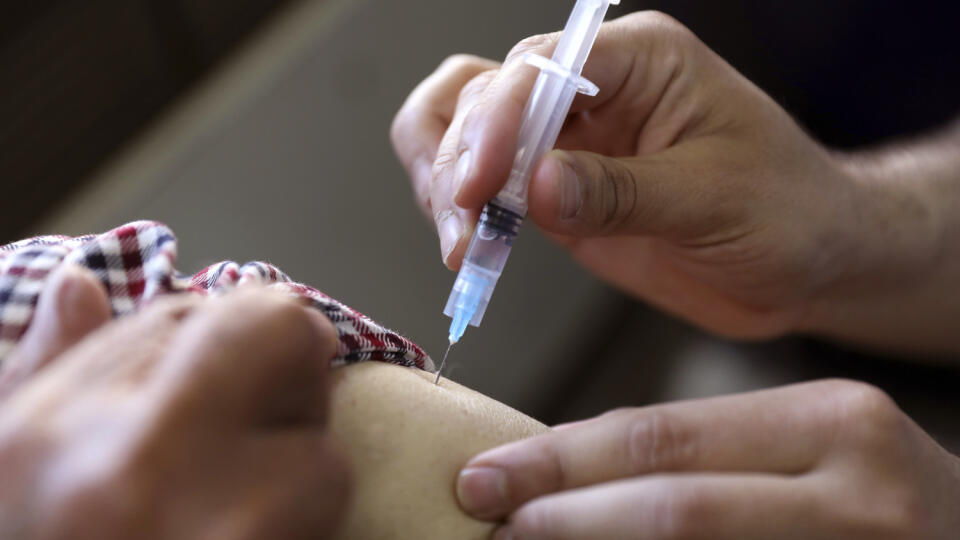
456, 380, 960, 539
391, 11, 944, 345
0, 286, 350, 540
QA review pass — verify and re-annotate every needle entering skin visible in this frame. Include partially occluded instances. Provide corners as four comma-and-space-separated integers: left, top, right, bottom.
434, 341, 454, 384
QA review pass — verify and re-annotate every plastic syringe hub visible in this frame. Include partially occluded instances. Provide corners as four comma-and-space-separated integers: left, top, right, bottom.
444, 0, 619, 344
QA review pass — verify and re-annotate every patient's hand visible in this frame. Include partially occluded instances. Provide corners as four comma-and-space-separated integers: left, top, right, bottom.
0, 265, 111, 400
0, 263, 545, 539
0, 289, 350, 540
329, 362, 547, 540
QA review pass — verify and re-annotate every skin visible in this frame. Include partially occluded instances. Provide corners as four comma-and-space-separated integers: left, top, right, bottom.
390, 9, 960, 538
0, 265, 111, 401
329, 362, 546, 540
7, 269, 955, 540
0, 269, 350, 540
0, 264, 545, 539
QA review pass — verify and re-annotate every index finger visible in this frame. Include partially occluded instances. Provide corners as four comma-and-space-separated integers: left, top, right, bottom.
149, 289, 339, 429
391, 55, 500, 217
457, 381, 847, 520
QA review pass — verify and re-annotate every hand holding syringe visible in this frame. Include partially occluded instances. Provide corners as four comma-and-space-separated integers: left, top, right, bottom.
391, 1, 891, 365
435, 0, 621, 380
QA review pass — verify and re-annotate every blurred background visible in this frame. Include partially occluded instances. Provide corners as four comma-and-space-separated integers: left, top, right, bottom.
6, 0, 960, 450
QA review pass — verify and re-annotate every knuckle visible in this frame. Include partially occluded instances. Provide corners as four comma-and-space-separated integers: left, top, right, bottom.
510, 500, 556, 538
651, 482, 710, 540
818, 379, 906, 449
624, 408, 698, 474
432, 209, 454, 229
591, 158, 640, 232
457, 70, 496, 105
829, 379, 901, 428
389, 109, 408, 149
620, 11, 699, 56
543, 442, 571, 495
641, 10, 685, 30
431, 152, 455, 179
505, 33, 558, 64
635, 10, 693, 40
437, 54, 498, 84
439, 53, 469, 70
440, 53, 485, 74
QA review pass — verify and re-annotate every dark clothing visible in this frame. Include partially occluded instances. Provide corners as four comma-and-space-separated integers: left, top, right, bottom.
619, 1, 960, 147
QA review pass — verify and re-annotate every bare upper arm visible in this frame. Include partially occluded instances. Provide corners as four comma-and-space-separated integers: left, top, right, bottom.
328, 362, 547, 539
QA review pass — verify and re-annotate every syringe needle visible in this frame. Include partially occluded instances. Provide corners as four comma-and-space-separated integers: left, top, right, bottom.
434, 341, 454, 384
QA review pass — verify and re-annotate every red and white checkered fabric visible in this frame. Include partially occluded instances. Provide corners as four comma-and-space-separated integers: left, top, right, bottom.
0, 221, 433, 371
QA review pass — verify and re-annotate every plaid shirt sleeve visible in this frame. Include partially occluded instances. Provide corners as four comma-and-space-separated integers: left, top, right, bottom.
0, 221, 433, 372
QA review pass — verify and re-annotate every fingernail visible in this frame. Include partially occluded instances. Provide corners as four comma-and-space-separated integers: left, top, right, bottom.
457, 466, 509, 517
555, 157, 582, 220
438, 211, 464, 263
492, 525, 513, 540
453, 149, 473, 200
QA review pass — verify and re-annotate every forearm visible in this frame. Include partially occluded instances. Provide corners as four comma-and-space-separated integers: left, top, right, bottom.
801, 117, 960, 357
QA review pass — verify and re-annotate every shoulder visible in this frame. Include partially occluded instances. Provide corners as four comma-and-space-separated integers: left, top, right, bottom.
329, 362, 547, 539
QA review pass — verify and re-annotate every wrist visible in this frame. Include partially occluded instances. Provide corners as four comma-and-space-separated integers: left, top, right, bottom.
837, 148, 946, 284
797, 146, 960, 354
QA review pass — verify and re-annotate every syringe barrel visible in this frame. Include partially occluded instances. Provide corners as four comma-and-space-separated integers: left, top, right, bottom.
497, 0, 617, 212
496, 69, 581, 214
443, 203, 523, 328
553, 0, 613, 73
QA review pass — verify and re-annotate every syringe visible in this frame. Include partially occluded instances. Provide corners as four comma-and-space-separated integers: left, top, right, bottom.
436, 0, 619, 381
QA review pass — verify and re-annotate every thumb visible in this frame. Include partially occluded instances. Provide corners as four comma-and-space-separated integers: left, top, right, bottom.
528, 145, 726, 238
